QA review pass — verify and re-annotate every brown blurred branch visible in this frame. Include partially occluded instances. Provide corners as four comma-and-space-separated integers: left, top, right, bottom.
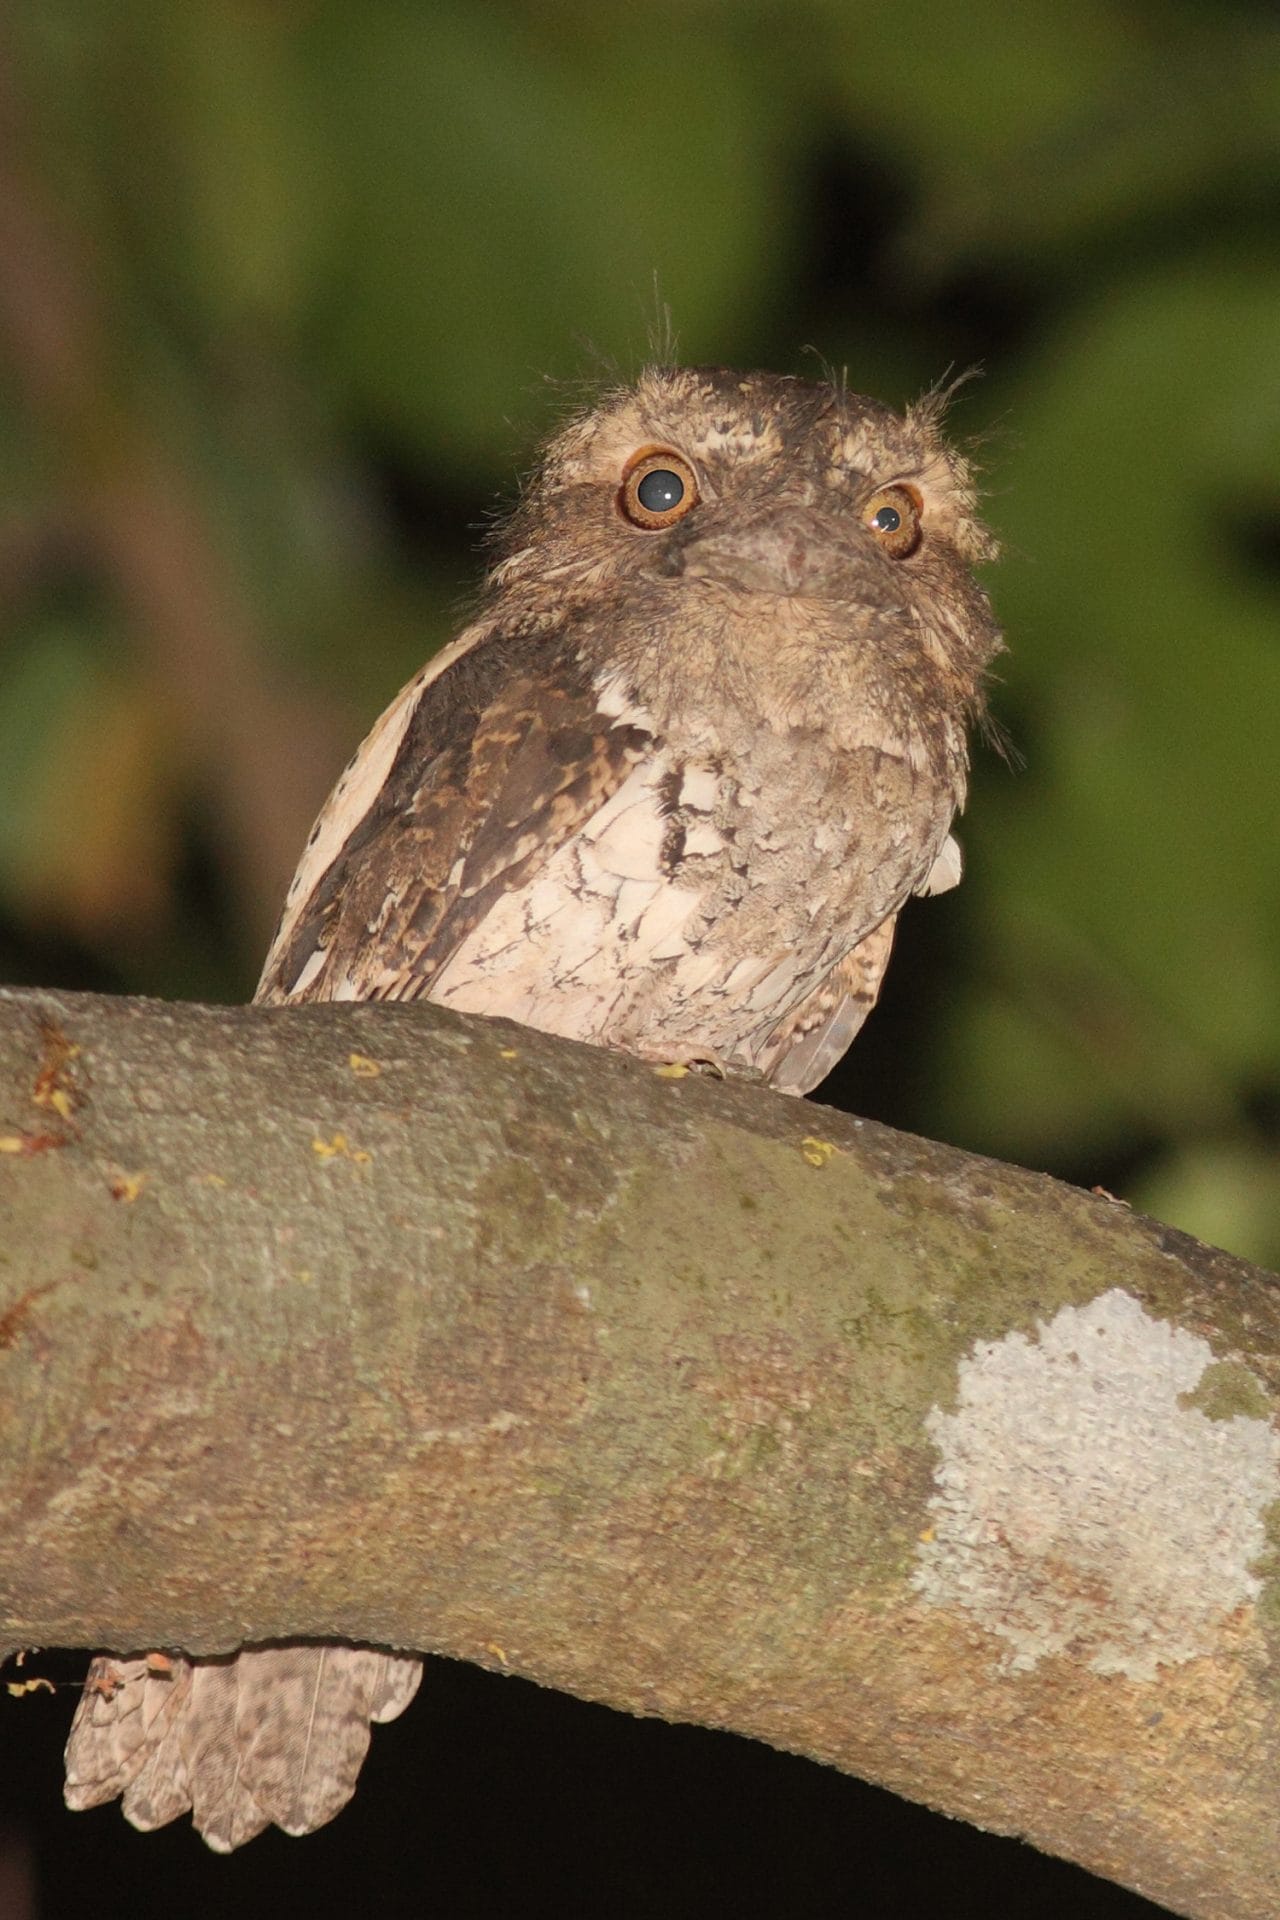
0, 46, 348, 952
1, 986, 1278, 1919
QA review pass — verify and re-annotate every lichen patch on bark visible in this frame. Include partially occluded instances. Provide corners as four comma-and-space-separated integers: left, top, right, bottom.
912, 1288, 1280, 1680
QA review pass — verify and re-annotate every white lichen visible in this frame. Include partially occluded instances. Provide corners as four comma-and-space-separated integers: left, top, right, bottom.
913, 1288, 1280, 1679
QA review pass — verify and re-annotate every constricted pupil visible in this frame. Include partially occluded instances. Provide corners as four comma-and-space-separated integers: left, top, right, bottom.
637, 468, 684, 514
872, 504, 902, 533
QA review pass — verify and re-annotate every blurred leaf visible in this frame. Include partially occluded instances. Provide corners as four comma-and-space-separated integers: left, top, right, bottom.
939, 256, 1280, 1167
307, 2, 794, 465
823, 0, 1131, 180
0, 626, 86, 883
891, 17, 1280, 280
128, 3, 329, 328
23, 0, 334, 332
0, 622, 176, 942
930, 984, 1138, 1165
1133, 1137, 1280, 1273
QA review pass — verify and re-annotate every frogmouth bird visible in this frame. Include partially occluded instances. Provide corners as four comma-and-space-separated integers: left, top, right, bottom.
65, 363, 1001, 1848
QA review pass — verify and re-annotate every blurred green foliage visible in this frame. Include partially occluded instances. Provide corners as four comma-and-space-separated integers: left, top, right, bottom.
1, 0, 1277, 1264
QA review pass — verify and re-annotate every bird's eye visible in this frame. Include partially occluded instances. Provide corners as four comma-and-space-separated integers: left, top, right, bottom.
619, 448, 700, 531
864, 484, 922, 559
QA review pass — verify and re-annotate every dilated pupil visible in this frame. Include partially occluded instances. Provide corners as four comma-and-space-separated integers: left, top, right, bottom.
872, 504, 902, 533
636, 468, 684, 514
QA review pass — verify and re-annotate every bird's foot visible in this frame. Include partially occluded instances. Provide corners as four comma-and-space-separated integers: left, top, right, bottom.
638, 1044, 763, 1086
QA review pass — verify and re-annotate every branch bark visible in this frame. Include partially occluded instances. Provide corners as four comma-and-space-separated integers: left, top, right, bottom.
1, 986, 1277, 1919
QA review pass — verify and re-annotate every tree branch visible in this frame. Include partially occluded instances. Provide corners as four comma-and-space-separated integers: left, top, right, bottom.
1, 986, 1277, 1919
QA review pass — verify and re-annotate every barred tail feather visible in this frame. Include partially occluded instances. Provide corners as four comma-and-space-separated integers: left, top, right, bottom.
65, 1646, 423, 1851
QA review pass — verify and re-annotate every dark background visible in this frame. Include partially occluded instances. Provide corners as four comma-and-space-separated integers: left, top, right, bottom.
1, 0, 1277, 1913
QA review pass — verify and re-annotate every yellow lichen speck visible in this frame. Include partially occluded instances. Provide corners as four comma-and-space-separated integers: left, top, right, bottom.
312, 1132, 372, 1165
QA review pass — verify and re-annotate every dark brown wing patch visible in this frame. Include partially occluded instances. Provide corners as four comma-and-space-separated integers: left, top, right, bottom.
261, 629, 655, 1005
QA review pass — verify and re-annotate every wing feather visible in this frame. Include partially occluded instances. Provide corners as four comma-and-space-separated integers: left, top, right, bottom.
758, 916, 898, 1096
257, 626, 654, 1009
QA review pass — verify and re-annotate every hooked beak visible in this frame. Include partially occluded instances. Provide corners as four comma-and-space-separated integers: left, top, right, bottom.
663, 514, 835, 596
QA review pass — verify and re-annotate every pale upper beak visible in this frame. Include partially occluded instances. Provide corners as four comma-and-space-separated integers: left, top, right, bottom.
665, 513, 839, 596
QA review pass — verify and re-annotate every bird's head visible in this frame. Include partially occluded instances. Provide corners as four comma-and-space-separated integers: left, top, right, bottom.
487, 365, 1002, 745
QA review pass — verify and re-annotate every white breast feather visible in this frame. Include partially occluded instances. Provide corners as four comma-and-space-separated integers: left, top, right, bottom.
430, 759, 702, 1037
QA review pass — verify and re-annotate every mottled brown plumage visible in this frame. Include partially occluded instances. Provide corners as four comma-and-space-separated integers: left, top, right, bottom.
65, 363, 1001, 1847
